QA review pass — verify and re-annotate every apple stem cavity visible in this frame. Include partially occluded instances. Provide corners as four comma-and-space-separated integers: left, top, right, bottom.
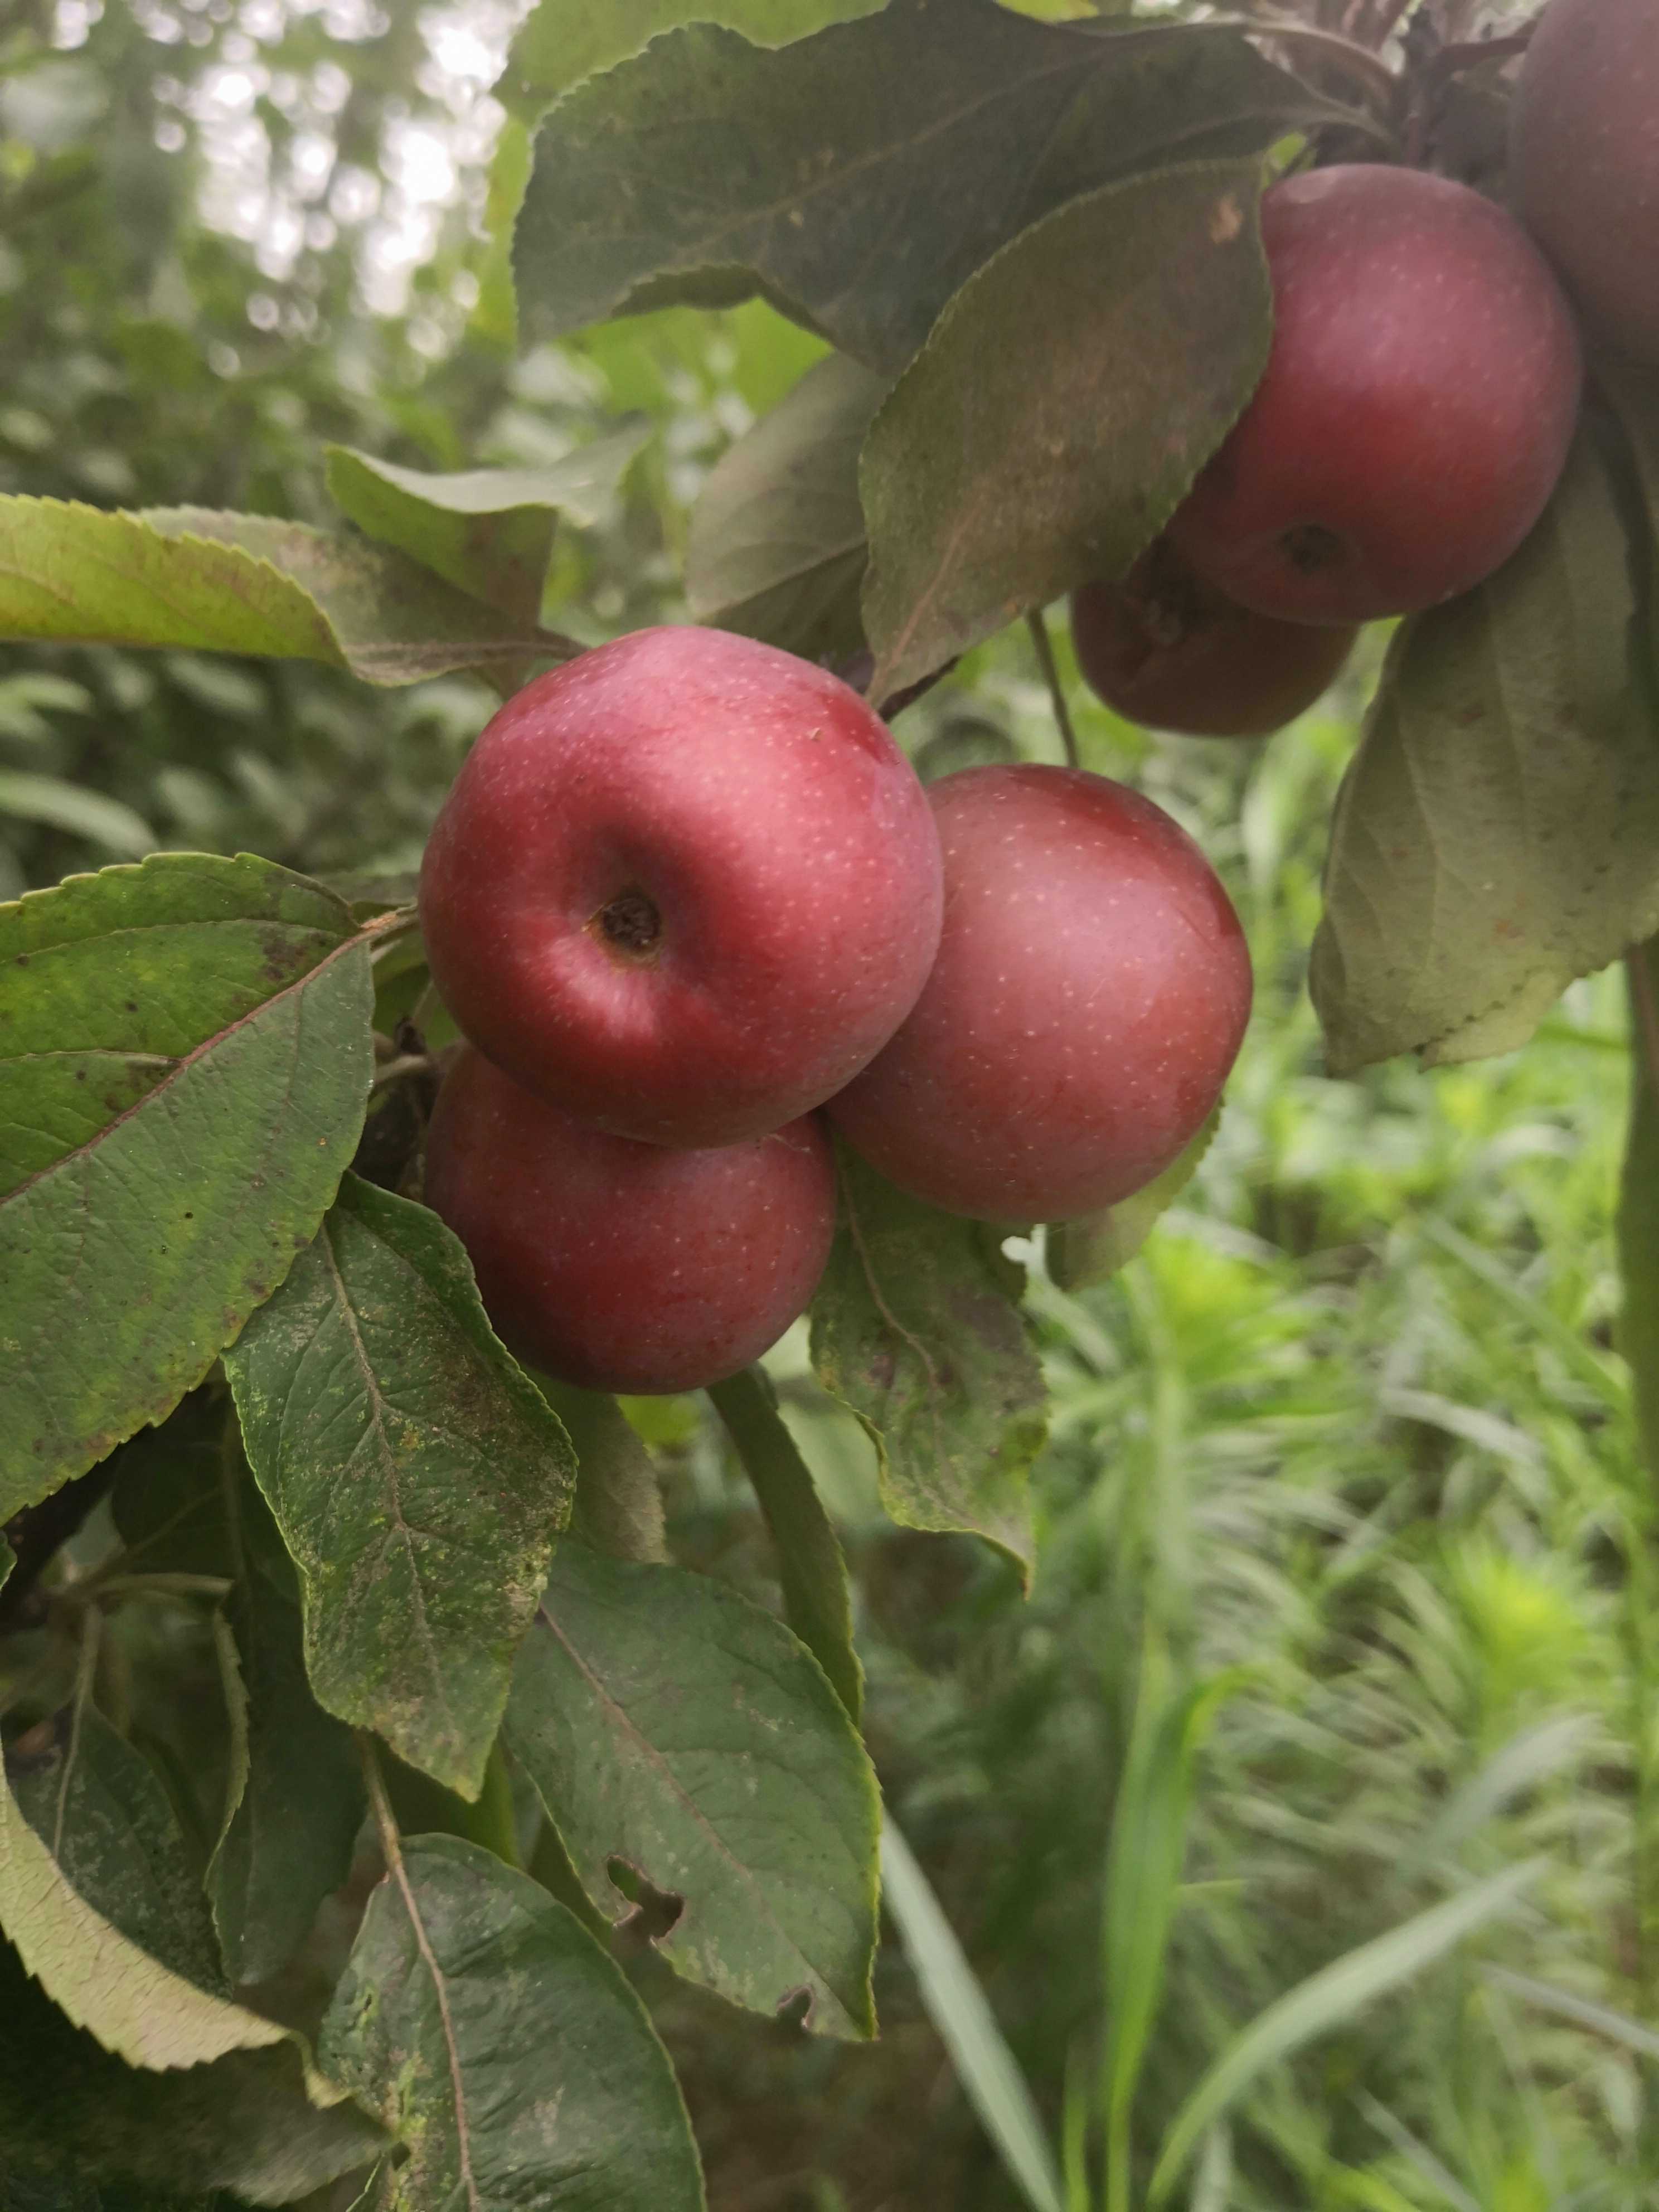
593, 886, 664, 962
1281, 522, 1346, 576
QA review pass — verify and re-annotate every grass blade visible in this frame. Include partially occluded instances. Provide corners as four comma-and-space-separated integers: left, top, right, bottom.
1482, 1964, 1659, 2060
880, 1816, 1064, 2212
1100, 1650, 1241, 2212
1146, 1859, 1544, 2203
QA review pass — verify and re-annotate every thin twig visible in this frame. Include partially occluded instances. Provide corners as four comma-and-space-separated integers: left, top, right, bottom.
372, 1053, 439, 1090
1026, 607, 1080, 770
86, 1572, 235, 1603
358, 1733, 482, 2212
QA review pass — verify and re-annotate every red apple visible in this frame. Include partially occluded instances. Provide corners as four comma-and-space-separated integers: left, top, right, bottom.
1168, 164, 1582, 624
1511, 0, 1659, 363
1070, 540, 1357, 737
826, 765, 1251, 1223
418, 627, 944, 1149
424, 1045, 836, 1394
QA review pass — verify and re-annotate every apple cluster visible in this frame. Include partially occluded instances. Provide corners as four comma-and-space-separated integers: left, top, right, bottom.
1074, 0, 1659, 741
417, 628, 1251, 1395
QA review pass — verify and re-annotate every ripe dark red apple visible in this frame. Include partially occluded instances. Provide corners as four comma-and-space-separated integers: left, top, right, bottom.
1168, 164, 1582, 624
1511, 0, 1659, 362
419, 627, 944, 1149
424, 1045, 836, 1394
1069, 540, 1357, 737
826, 765, 1252, 1224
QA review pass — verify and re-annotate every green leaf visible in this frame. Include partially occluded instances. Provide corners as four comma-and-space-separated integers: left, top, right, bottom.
0, 497, 566, 688
318, 1833, 705, 2211
538, 1381, 669, 1565
862, 160, 1270, 700
498, 0, 882, 119
1310, 428, 1659, 1075
7, 1703, 224, 1993
0, 1735, 288, 2070
224, 1175, 574, 1798
1146, 1861, 1544, 2203
808, 1148, 1045, 1579
0, 772, 156, 857
879, 1818, 1064, 2212
707, 1365, 862, 1722
108, 1394, 236, 1583
323, 425, 648, 623
513, 2, 1346, 374
686, 352, 884, 662
504, 1544, 879, 2039
0, 853, 374, 1516
1619, 942, 1659, 1478
209, 1489, 366, 1987
0, 1943, 385, 2204
1046, 1109, 1219, 1292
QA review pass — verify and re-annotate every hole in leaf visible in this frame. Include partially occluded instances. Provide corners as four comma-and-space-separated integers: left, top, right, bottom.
605, 1855, 683, 1944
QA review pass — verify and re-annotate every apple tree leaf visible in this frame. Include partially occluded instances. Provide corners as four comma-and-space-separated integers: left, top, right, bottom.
210, 1487, 367, 1988
323, 425, 648, 624
224, 1175, 575, 1800
513, 0, 1350, 374
107, 1392, 236, 1582
318, 1834, 704, 2212
809, 1148, 1044, 1580
105, 1408, 369, 1989
0, 1944, 386, 2208
1046, 1108, 1220, 1292
7, 1704, 224, 1995
0, 497, 565, 687
0, 852, 375, 1517
497, 0, 882, 120
707, 1366, 861, 1723
686, 352, 884, 663
1310, 426, 1659, 1074
0, 1729, 304, 2073
537, 1381, 669, 1565
505, 1543, 876, 2038
862, 159, 1271, 700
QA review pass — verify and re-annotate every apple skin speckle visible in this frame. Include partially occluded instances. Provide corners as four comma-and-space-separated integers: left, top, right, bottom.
424, 1046, 836, 1395
826, 764, 1252, 1224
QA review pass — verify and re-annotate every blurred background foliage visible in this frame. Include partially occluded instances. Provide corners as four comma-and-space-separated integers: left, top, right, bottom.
2, 2, 1651, 2206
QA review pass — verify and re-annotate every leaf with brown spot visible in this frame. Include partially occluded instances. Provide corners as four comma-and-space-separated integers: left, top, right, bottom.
506, 1544, 878, 2037
319, 1834, 703, 2211
808, 1147, 1045, 1578
224, 1175, 574, 1798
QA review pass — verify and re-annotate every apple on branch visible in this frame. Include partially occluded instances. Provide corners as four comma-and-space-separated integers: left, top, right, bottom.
425, 1045, 836, 1395
1070, 537, 1357, 738
827, 764, 1253, 1224
1168, 164, 1582, 625
418, 626, 945, 1149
